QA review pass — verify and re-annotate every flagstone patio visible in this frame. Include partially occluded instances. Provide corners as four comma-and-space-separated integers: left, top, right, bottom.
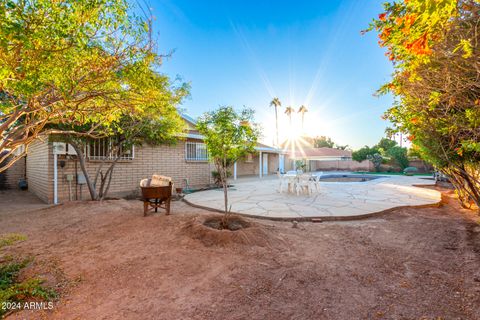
183, 175, 442, 220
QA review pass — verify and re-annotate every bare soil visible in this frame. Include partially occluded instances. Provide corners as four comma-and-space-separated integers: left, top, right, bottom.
0, 188, 479, 320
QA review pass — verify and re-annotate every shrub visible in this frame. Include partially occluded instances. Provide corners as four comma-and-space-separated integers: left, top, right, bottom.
353, 146, 379, 162
211, 170, 232, 187
403, 167, 418, 176
387, 146, 409, 169
367, 153, 383, 172
0, 234, 26, 249
0, 261, 57, 317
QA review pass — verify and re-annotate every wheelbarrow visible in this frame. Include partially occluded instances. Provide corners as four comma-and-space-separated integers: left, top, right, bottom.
140, 181, 172, 216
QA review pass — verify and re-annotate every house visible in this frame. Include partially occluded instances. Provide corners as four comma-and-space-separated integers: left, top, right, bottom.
1, 114, 284, 204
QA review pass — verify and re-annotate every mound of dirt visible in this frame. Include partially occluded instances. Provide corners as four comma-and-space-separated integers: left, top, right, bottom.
182, 214, 276, 247
203, 215, 250, 231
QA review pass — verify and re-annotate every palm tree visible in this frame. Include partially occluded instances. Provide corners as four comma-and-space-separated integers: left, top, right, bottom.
298, 105, 308, 131
270, 97, 281, 147
285, 106, 294, 125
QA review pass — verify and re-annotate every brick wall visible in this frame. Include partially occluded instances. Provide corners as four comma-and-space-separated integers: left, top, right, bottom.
236, 157, 257, 176
235, 152, 279, 176
26, 137, 284, 203
49, 140, 213, 203
0, 156, 26, 190
26, 139, 51, 203
267, 153, 279, 173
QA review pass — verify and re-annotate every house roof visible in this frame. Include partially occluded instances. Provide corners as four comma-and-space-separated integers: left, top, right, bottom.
255, 142, 283, 153
287, 147, 352, 160
180, 113, 197, 125
179, 113, 282, 153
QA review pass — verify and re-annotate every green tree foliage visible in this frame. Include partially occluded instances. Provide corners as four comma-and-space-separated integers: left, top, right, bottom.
407, 143, 423, 159
53, 102, 187, 200
376, 138, 397, 152
353, 138, 409, 170
284, 106, 294, 124
386, 146, 409, 169
367, 153, 384, 172
314, 136, 335, 148
297, 105, 308, 130
370, 0, 480, 209
335, 144, 350, 150
352, 146, 379, 162
197, 106, 260, 221
0, 0, 188, 171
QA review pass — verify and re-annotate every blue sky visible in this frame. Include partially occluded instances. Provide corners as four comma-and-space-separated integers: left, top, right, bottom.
147, 0, 393, 149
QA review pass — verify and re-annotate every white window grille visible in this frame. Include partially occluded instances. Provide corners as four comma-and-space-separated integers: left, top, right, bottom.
185, 142, 208, 161
87, 138, 134, 161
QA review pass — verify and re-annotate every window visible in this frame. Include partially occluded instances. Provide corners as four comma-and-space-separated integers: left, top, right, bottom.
185, 142, 208, 161
87, 138, 134, 161
245, 154, 253, 163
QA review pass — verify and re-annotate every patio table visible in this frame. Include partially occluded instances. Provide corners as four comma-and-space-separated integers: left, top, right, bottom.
280, 173, 314, 194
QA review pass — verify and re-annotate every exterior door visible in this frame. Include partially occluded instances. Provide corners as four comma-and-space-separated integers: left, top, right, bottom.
279, 154, 285, 173
262, 153, 269, 175
278, 154, 285, 173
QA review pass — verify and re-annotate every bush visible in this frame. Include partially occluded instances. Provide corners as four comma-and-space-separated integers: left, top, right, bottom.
0, 260, 57, 317
387, 146, 409, 169
367, 153, 383, 172
0, 234, 26, 249
352, 146, 379, 162
295, 160, 307, 171
211, 170, 232, 186
403, 167, 418, 176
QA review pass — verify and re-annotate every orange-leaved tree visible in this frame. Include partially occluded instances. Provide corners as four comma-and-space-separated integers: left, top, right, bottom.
368, 0, 480, 210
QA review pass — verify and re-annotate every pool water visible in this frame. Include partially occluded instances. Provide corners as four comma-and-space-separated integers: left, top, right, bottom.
317, 174, 383, 182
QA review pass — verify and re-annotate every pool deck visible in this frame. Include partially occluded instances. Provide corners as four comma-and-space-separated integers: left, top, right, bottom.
183, 174, 441, 220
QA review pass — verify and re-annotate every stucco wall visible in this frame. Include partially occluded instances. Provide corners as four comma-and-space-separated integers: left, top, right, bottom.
310, 160, 373, 171
284, 157, 373, 172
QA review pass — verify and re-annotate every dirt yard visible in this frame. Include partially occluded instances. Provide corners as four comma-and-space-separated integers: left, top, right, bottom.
1, 188, 479, 320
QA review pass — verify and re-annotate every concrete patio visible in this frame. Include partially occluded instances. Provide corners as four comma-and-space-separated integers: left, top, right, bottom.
184, 175, 442, 220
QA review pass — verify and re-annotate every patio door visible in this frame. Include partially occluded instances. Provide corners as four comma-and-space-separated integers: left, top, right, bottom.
262, 153, 268, 175
279, 154, 285, 173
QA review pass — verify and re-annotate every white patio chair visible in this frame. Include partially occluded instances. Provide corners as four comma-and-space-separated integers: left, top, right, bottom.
295, 175, 313, 196
277, 172, 289, 193
312, 175, 322, 193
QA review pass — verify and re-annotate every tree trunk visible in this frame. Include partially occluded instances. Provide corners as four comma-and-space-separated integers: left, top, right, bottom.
101, 165, 115, 200
217, 158, 230, 228
275, 106, 279, 147
443, 165, 480, 211
71, 142, 98, 200
99, 159, 119, 200
223, 178, 228, 214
